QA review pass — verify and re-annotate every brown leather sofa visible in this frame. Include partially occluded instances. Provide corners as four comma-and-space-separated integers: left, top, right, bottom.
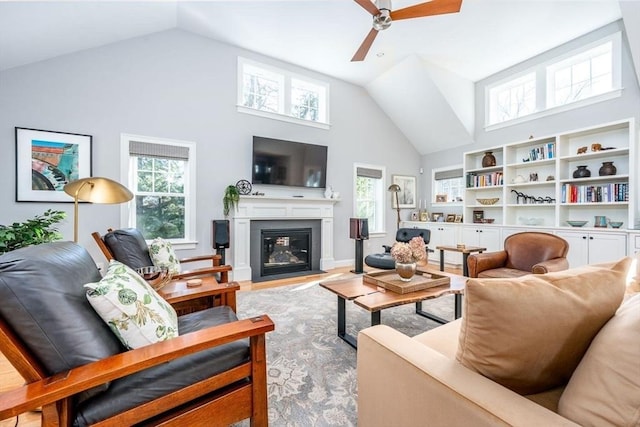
467, 232, 569, 278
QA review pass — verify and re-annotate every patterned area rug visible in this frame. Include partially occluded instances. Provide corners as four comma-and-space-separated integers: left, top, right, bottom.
235, 274, 456, 426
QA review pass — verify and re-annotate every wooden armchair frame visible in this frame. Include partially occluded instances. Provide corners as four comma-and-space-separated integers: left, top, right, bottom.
0, 314, 274, 426
92, 230, 231, 283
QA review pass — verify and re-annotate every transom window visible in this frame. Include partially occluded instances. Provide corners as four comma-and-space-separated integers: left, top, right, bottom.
121, 134, 196, 247
238, 57, 329, 128
354, 164, 385, 234
486, 31, 621, 128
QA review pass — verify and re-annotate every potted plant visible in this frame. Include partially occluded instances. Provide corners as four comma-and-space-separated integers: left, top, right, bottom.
223, 185, 240, 218
0, 209, 66, 254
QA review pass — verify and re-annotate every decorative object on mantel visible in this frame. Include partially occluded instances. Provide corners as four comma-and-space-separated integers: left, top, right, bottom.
482, 151, 496, 167
324, 185, 333, 199
572, 165, 591, 178
223, 185, 240, 217
235, 179, 252, 195
510, 190, 555, 204
599, 161, 617, 176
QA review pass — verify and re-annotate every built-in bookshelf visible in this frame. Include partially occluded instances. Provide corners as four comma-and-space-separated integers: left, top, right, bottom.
463, 118, 637, 230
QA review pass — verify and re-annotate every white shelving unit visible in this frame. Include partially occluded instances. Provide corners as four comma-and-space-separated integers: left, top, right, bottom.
463, 118, 637, 231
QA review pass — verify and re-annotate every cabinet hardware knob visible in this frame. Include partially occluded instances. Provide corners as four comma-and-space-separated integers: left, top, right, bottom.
589, 236, 594, 240
582, 236, 587, 239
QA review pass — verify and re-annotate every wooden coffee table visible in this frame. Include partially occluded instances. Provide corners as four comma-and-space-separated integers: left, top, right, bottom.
159, 276, 239, 315
320, 268, 466, 349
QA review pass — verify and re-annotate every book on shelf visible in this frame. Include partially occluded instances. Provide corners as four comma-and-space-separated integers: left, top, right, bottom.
561, 183, 628, 203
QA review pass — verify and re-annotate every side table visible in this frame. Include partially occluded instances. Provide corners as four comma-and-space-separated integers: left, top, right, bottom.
435, 245, 486, 277
159, 276, 239, 315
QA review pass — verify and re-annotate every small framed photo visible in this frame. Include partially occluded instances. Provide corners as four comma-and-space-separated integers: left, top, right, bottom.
446, 214, 456, 222
454, 214, 463, 223
15, 127, 92, 202
473, 210, 484, 223
392, 175, 416, 209
411, 211, 419, 221
431, 212, 444, 222
435, 194, 448, 203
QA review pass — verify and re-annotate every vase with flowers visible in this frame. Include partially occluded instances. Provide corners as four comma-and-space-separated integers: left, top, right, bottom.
390, 236, 428, 281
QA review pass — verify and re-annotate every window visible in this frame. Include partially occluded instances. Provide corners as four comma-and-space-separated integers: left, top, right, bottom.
238, 57, 330, 129
486, 32, 621, 128
546, 39, 616, 108
488, 72, 536, 125
433, 166, 464, 203
121, 134, 196, 248
354, 164, 385, 234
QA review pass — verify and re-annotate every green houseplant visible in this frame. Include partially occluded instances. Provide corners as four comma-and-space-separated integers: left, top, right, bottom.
0, 209, 66, 254
223, 185, 240, 218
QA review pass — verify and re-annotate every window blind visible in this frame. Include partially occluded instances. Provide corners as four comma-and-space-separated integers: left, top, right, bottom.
434, 168, 463, 180
129, 141, 189, 161
357, 167, 383, 179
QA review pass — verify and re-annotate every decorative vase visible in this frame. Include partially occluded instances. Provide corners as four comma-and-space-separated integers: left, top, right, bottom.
482, 151, 496, 168
395, 262, 417, 282
572, 165, 591, 178
324, 186, 333, 199
598, 161, 616, 176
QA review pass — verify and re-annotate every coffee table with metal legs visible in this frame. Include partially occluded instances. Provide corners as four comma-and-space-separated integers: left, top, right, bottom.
320, 269, 466, 349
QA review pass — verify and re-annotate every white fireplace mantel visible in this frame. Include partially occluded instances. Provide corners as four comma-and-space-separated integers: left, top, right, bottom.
230, 195, 339, 281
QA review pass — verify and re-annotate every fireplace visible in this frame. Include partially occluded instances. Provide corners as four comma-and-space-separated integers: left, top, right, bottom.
250, 219, 322, 282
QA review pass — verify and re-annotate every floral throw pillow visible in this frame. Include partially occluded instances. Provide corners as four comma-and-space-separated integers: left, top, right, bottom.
149, 238, 180, 275
84, 260, 178, 349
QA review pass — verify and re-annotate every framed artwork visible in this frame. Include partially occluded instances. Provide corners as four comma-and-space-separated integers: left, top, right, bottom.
436, 194, 448, 203
392, 175, 416, 208
454, 214, 463, 223
473, 210, 484, 223
431, 212, 444, 222
446, 214, 456, 222
16, 127, 92, 202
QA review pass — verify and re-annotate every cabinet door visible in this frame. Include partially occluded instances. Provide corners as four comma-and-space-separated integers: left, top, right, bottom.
588, 232, 627, 265
555, 231, 589, 268
477, 227, 502, 252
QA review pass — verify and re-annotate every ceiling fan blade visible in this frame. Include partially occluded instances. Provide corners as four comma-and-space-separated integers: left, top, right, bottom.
351, 28, 379, 62
390, 0, 462, 21
354, 0, 380, 17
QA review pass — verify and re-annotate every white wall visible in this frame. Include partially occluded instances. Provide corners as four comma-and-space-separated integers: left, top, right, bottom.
0, 29, 420, 266
420, 21, 640, 211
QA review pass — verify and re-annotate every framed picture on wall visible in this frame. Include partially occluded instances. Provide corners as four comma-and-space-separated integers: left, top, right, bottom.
392, 175, 416, 208
15, 127, 92, 202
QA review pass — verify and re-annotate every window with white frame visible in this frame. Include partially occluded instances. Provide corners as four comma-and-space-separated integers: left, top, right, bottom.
238, 57, 329, 128
486, 31, 621, 128
121, 134, 196, 245
433, 166, 464, 203
488, 72, 536, 125
354, 164, 385, 234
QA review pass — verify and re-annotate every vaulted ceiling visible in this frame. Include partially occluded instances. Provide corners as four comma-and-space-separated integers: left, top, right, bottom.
1, 1, 638, 154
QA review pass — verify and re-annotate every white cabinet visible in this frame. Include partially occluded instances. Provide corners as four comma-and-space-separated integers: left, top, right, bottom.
401, 221, 459, 265
461, 226, 502, 253
555, 230, 627, 268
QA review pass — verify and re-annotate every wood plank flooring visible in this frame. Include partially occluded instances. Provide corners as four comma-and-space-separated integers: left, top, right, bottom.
0, 263, 462, 426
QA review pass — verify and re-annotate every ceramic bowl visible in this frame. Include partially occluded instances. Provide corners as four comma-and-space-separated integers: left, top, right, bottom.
476, 197, 499, 205
566, 220, 588, 227
609, 221, 623, 228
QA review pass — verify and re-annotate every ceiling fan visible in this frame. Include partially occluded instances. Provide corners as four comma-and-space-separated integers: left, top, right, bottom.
351, 0, 462, 62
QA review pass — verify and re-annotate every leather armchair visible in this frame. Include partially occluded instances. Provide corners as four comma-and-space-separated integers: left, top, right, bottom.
92, 228, 232, 283
467, 232, 569, 278
365, 228, 431, 269
0, 242, 273, 426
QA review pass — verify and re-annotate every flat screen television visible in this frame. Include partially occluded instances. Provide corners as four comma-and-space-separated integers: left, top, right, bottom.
252, 136, 328, 188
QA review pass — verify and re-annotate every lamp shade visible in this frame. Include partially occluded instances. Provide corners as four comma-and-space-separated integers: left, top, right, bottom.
64, 177, 133, 204
388, 184, 401, 192
64, 177, 133, 242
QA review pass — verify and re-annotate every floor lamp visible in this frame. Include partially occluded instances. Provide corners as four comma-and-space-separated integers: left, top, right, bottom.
388, 183, 401, 230
64, 177, 134, 242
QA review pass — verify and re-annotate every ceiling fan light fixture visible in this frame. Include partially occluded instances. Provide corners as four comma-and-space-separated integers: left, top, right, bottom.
372, 9, 392, 30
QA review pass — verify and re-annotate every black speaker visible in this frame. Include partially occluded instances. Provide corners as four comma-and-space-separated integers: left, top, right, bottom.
349, 218, 369, 240
212, 220, 230, 248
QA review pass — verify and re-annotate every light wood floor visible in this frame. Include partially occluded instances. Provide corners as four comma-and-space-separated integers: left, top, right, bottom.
0, 264, 462, 426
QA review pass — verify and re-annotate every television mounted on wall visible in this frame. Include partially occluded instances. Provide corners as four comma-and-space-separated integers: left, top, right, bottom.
252, 136, 328, 188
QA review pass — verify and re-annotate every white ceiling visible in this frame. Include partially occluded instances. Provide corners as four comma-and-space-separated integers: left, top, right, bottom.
0, 0, 637, 154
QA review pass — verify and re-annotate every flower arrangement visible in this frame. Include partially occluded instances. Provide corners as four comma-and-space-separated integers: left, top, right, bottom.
390, 236, 427, 264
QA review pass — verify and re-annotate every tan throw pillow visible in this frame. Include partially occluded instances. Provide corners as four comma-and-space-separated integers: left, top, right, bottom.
456, 257, 631, 395
558, 293, 640, 426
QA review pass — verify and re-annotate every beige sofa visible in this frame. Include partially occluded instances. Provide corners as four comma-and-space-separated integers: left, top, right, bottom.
357, 258, 639, 427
